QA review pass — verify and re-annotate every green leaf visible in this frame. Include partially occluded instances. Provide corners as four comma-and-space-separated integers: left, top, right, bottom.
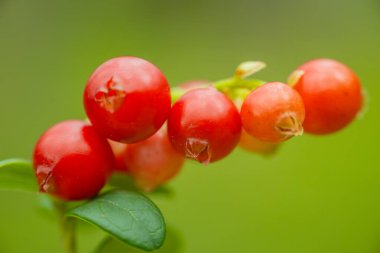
67, 190, 166, 252
94, 225, 183, 253
0, 159, 37, 192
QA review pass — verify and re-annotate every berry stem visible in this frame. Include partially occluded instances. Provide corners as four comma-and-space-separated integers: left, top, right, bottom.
171, 77, 266, 103
213, 78, 265, 91
53, 199, 77, 253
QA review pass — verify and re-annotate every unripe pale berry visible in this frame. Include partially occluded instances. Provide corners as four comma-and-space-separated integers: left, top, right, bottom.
179, 80, 211, 91
125, 125, 184, 191
239, 129, 278, 155
33, 120, 114, 201
84, 56, 171, 143
240, 82, 305, 143
292, 59, 363, 134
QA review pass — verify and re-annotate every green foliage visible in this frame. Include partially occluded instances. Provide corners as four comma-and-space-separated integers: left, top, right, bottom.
67, 191, 166, 252
95, 225, 183, 253
0, 159, 37, 192
0, 159, 167, 252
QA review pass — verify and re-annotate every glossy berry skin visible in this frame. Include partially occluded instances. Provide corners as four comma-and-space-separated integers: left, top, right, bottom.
241, 82, 305, 143
292, 59, 363, 134
84, 56, 171, 143
168, 87, 241, 164
108, 140, 128, 173
125, 125, 184, 191
233, 99, 278, 155
239, 129, 278, 156
33, 120, 114, 201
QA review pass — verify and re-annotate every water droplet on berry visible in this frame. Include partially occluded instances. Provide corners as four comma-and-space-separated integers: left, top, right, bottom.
275, 112, 304, 139
95, 77, 126, 113
185, 138, 211, 165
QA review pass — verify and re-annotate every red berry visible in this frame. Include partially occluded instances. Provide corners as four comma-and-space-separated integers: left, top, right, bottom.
83, 56, 171, 143
239, 129, 278, 155
108, 140, 128, 173
125, 125, 184, 191
33, 120, 114, 201
240, 82, 305, 143
233, 99, 278, 155
292, 59, 363, 134
168, 87, 241, 164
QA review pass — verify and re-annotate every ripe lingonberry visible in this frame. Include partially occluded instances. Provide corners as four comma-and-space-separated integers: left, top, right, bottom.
291, 59, 363, 134
168, 87, 241, 164
108, 139, 128, 173
125, 125, 184, 191
239, 129, 278, 155
33, 120, 114, 201
240, 82, 305, 143
84, 56, 171, 143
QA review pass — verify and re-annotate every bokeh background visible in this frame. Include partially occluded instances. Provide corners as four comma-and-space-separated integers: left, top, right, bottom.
1, 0, 380, 252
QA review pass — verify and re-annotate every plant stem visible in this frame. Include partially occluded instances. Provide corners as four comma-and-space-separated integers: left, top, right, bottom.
213, 78, 266, 91
53, 199, 77, 253
170, 77, 266, 103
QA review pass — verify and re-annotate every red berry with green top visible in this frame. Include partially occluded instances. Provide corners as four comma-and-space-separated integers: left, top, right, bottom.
125, 125, 184, 191
168, 87, 241, 164
240, 82, 305, 143
33, 120, 114, 201
291, 59, 363, 134
83, 56, 171, 143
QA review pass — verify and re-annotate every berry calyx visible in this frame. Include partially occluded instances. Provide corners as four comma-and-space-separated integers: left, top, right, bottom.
125, 125, 184, 191
291, 59, 363, 134
83, 56, 171, 143
168, 87, 242, 164
33, 120, 114, 201
240, 82, 305, 143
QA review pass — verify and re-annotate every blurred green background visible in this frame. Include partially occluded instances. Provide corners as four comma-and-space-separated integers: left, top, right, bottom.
1, 0, 380, 252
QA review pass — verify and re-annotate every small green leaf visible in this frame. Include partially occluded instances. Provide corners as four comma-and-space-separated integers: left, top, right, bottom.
94, 225, 183, 253
67, 190, 166, 251
0, 159, 37, 192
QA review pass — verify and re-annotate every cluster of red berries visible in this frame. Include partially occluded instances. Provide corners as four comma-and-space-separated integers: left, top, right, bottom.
33, 57, 363, 201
